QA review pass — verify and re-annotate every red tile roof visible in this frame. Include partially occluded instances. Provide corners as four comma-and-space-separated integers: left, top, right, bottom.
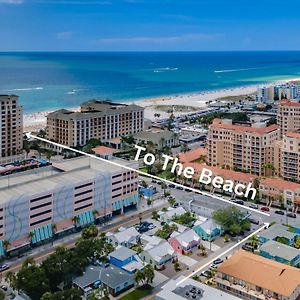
184, 162, 255, 182
218, 250, 300, 297
92, 146, 115, 155
286, 131, 300, 139
179, 148, 207, 163
280, 100, 300, 107
211, 119, 278, 135
260, 178, 300, 191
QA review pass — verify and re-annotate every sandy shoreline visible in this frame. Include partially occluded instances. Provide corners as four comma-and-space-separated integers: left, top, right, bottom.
23, 78, 300, 132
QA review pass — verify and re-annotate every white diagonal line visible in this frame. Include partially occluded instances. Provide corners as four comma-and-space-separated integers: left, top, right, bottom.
27, 133, 270, 217
175, 222, 269, 286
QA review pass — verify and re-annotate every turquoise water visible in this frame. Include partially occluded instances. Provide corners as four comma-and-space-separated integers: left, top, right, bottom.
1, 51, 300, 113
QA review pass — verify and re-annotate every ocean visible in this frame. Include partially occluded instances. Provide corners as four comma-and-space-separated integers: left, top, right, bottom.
1, 51, 300, 113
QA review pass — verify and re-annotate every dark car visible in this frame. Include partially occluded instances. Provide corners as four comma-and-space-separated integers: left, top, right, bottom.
275, 210, 285, 215
169, 184, 175, 188
213, 258, 223, 265
233, 200, 244, 205
287, 212, 297, 218
248, 218, 259, 225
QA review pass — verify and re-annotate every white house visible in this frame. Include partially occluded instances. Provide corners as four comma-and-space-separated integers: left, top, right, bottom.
107, 227, 140, 248
139, 241, 177, 270
160, 207, 186, 223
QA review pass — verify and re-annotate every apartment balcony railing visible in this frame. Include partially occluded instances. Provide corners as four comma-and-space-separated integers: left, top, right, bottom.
215, 277, 279, 300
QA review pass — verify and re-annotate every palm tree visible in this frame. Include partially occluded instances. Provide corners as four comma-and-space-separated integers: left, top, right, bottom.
72, 216, 80, 226
2, 240, 10, 252
45, 150, 54, 163
144, 264, 155, 284
5, 271, 16, 289
249, 234, 259, 251
28, 231, 35, 243
252, 177, 260, 189
134, 270, 144, 286
51, 224, 57, 235
92, 210, 99, 218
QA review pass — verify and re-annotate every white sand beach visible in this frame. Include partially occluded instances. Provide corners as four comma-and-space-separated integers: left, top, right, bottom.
22, 78, 300, 132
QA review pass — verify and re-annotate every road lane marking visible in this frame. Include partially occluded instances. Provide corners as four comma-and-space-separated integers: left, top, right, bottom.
28, 134, 270, 217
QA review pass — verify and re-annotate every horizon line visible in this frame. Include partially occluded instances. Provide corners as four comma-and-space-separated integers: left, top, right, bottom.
2, 49, 300, 53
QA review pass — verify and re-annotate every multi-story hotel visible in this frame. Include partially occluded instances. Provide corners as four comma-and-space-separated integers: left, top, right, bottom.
257, 83, 300, 102
279, 131, 300, 182
0, 95, 23, 163
216, 250, 300, 300
0, 156, 138, 255
277, 99, 300, 137
207, 119, 279, 176
46, 100, 144, 147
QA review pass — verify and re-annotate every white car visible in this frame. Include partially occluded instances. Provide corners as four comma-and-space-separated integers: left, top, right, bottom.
0, 264, 9, 272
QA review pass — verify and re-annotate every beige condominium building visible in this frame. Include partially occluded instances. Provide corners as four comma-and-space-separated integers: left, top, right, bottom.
207, 119, 279, 176
277, 99, 300, 137
47, 100, 144, 146
0, 95, 23, 163
216, 250, 300, 300
279, 131, 300, 182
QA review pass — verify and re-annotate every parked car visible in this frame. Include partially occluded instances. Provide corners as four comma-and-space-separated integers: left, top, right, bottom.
261, 206, 270, 212
169, 184, 175, 188
275, 210, 284, 215
209, 264, 217, 270
248, 218, 259, 225
0, 264, 9, 272
233, 200, 244, 205
200, 270, 211, 278
287, 212, 297, 218
249, 203, 258, 209
242, 244, 253, 251
213, 258, 223, 265
148, 223, 156, 230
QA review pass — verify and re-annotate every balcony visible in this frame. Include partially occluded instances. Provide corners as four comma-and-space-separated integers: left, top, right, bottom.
215, 277, 279, 300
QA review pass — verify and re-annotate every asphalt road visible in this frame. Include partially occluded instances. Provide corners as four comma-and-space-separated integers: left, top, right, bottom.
0, 203, 167, 277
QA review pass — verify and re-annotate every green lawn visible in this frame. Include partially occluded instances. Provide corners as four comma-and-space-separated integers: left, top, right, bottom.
119, 286, 152, 300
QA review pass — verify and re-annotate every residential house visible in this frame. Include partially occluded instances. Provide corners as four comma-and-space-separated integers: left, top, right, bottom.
259, 240, 300, 267
257, 224, 298, 246
140, 234, 164, 248
106, 227, 140, 248
73, 264, 135, 297
109, 246, 144, 274
92, 146, 115, 160
168, 229, 200, 254
216, 250, 300, 300
169, 221, 188, 233
160, 207, 186, 224
193, 219, 222, 242
139, 241, 176, 270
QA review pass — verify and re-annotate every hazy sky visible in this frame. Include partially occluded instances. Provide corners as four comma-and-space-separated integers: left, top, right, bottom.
1, 0, 300, 51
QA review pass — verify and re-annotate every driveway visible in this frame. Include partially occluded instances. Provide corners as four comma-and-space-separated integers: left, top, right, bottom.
177, 253, 198, 267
